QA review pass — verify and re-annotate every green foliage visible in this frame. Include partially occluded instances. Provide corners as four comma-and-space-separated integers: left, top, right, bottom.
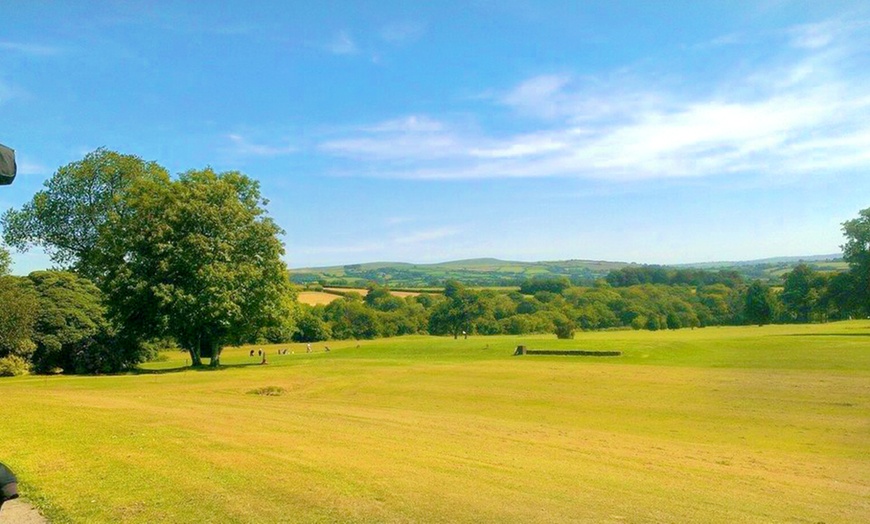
325, 297, 381, 339
428, 280, 486, 338
519, 276, 571, 295
606, 265, 743, 288
293, 307, 331, 342
781, 264, 827, 322
0, 244, 10, 276
96, 168, 292, 367
27, 271, 107, 372
821, 271, 861, 320
553, 314, 575, 339
25, 271, 143, 374
0, 354, 31, 376
840, 207, 870, 316
291, 258, 627, 288
0, 276, 38, 361
1, 148, 170, 279
744, 281, 776, 326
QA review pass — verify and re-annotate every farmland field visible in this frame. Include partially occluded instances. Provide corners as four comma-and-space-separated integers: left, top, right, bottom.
297, 291, 341, 306
1, 322, 868, 523
298, 288, 423, 306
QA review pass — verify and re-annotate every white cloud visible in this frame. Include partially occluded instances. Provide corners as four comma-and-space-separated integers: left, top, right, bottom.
314, 19, 870, 183
0, 41, 63, 56
319, 115, 463, 160
364, 115, 444, 133
499, 74, 573, 119
788, 20, 838, 49
227, 134, 296, 156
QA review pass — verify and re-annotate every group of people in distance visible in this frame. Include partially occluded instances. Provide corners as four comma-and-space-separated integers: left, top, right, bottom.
248, 344, 330, 358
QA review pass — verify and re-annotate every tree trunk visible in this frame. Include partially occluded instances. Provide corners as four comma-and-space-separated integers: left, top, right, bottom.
188, 333, 204, 367
188, 346, 203, 367
210, 342, 221, 367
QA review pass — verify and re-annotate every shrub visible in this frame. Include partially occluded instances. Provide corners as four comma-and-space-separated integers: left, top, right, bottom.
0, 355, 31, 376
554, 315, 576, 339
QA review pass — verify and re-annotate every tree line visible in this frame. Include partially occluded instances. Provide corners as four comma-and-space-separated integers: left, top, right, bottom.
292, 211, 869, 342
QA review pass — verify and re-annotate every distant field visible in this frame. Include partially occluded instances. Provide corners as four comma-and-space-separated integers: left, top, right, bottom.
1, 322, 868, 523
297, 291, 340, 305
322, 287, 422, 297
298, 288, 423, 306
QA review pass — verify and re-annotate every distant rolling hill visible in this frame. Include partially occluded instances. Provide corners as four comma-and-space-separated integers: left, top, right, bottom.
289, 254, 844, 288
289, 258, 628, 288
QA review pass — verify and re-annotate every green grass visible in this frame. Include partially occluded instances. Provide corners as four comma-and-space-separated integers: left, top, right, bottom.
2, 322, 869, 523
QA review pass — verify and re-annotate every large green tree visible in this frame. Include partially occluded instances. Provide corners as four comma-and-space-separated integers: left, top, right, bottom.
1, 148, 169, 280
744, 281, 776, 326
780, 263, 825, 323
841, 207, 870, 315
428, 280, 485, 338
97, 168, 292, 367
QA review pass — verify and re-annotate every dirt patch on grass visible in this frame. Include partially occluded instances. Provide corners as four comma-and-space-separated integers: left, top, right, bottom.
1, 499, 48, 523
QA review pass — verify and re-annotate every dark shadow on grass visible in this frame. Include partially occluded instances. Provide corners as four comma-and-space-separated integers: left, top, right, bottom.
131, 362, 268, 375
780, 333, 870, 337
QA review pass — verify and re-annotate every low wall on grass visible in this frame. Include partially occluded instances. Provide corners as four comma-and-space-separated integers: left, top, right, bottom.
514, 345, 621, 357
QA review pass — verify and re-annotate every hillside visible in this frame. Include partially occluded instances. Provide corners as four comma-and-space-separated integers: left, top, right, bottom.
289, 258, 627, 287
289, 254, 844, 288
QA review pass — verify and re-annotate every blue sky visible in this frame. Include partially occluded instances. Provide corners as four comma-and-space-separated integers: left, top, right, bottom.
2, 1, 868, 273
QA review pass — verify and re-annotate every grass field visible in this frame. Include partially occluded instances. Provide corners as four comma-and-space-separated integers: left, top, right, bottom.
1, 322, 868, 523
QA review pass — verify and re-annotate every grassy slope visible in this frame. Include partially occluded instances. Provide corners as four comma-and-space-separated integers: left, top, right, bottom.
1, 322, 868, 523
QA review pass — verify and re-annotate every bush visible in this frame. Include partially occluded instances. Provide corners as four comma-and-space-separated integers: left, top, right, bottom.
0, 355, 31, 376
554, 315, 575, 339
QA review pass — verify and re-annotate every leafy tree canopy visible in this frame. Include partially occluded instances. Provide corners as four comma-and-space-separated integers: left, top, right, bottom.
0, 276, 38, 367
2, 149, 170, 280
841, 207, 870, 315
0, 244, 10, 276
97, 167, 292, 367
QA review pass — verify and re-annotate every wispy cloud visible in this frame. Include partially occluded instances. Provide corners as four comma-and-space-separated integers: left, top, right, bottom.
17, 159, 50, 176
320, 116, 463, 160
227, 134, 296, 156
325, 31, 359, 55
394, 227, 459, 245
314, 18, 870, 182
0, 41, 64, 56
380, 22, 426, 44
0, 80, 21, 106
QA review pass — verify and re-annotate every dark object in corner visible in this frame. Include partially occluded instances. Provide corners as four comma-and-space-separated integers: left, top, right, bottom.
0, 144, 16, 186
0, 462, 19, 510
